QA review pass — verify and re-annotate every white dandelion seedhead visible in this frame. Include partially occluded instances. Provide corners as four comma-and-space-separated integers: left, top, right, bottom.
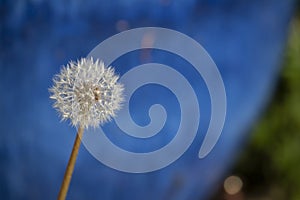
49, 58, 124, 129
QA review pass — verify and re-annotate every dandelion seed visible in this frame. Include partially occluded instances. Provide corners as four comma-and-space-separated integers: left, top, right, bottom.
49, 57, 124, 129
49, 57, 124, 200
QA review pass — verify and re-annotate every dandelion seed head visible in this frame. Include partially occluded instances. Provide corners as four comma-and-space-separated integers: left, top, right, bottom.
49, 58, 124, 129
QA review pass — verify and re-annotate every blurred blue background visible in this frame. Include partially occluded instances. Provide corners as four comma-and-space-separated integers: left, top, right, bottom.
0, 0, 298, 199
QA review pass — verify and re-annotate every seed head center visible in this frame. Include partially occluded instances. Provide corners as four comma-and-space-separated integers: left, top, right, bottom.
93, 87, 101, 101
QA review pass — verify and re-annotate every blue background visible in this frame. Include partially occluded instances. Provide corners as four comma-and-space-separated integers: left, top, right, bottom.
0, 0, 295, 199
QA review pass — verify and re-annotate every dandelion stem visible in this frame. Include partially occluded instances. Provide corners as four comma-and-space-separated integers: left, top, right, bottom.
58, 126, 84, 200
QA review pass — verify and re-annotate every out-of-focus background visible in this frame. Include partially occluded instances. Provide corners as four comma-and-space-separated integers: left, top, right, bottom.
212, 8, 300, 200
0, 0, 299, 200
